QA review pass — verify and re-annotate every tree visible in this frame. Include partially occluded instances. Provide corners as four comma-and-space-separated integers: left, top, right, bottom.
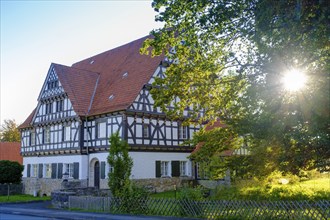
0, 119, 20, 142
0, 160, 24, 184
142, 0, 330, 175
107, 132, 133, 197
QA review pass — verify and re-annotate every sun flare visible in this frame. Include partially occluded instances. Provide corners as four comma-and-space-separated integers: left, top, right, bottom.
282, 69, 307, 92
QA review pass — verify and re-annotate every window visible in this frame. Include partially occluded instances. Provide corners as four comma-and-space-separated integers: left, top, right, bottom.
56, 100, 64, 112
97, 121, 106, 138
45, 102, 52, 114
143, 124, 149, 138
44, 127, 50, 143
31, 164, 38, 177
180, 161, 187, 176
64, 163, 74, 178
63, 125, 71, 141
47, 80, 58, 90
178, 125, 187, 139
161, 161, 169, 177
44, 164, 52, 178
196, 162, 209, 180
30, 130, 35, 146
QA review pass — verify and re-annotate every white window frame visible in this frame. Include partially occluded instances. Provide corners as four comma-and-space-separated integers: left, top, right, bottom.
31, 164, 38, 177
44, 127, 50, 143
63, 125, 71, 142
43, 163, 52, 178
180, 161, 188, 176
161, 161, 169, 177
97, 121, 107, 138
143, 124, 149, 138
64, 163, 74, 178
30, 130, 36, 146
178, 125, 187, 139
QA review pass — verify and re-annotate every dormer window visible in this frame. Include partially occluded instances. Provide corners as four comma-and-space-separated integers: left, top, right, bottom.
122, 72, 128, 78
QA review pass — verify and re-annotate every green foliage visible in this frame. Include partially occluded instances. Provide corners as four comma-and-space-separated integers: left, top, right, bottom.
0, 160, 24, 184
107, 132, 133, 197
142, 0, 330, 176
212, 176, 330, 201
179, 185, 205, 201
0, 119, 20, 142
114, 184, 150, 214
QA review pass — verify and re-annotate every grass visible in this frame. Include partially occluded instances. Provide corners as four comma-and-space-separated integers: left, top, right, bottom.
0, 194, 50, 203
151, 176, 330, 201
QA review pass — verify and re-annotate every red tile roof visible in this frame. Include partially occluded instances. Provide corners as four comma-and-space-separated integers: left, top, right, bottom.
0, 142, 23, 164
53, 63, 100, 116
19, 108, 36, 129
20, 36, 164, 127
72, 35, 163, 116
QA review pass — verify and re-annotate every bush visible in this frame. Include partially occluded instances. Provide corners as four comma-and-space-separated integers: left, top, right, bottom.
264, 170, 299, 185
115, 184, 150, 214
0, 160, 24, 184
179, 185, 205, 201
178, 186, 206, 217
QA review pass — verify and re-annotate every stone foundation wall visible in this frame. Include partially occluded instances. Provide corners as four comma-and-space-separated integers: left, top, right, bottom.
100, 179, 108, 189
23, 178, 87, 196
24, 177, 194, 196
133, 177, 194, 192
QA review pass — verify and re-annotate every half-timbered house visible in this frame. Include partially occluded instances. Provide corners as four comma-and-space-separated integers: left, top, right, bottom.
19, 36, 201, 195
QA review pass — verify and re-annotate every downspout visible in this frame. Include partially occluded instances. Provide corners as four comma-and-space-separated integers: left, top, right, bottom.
85, 74, 100, 187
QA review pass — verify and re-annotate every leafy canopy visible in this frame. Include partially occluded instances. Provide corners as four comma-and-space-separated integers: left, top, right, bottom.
142, 0, 329, 175
0, 160, 24, 184
0, 119, 20, 142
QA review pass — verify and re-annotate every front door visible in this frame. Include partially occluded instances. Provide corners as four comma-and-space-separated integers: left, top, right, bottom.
94, 161, 100, 188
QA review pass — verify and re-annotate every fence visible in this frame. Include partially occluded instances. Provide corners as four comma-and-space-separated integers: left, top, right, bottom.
0, 184, 23, 196
69, 196, 330, 219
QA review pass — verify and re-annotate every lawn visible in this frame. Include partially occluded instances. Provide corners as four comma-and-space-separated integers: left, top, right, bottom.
0, 194, 50, 203
151, 176, 330, 201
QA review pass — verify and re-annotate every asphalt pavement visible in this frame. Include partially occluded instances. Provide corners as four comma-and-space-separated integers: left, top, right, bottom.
0, 201, 193, 220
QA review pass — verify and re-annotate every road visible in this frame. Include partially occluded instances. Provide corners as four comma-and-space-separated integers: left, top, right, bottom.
0, 213, 62, 220
0, 201, 191, 220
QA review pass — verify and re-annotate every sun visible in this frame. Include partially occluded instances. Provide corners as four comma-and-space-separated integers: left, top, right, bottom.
282, 69, 307, 92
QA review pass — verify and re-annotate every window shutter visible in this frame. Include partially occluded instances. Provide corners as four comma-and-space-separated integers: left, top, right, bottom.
101, 161, 106, 179
27, 164, 31, 177
73, 162, 79, 179
51, 163, 57, 179
58, 163, 63, 179
155, 161, 161, 178
38, 164, 43, 178
171, 161, 180, 177
42, 129, 45, 144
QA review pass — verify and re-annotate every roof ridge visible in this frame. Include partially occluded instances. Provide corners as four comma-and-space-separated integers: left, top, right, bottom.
71, 35, 151, 66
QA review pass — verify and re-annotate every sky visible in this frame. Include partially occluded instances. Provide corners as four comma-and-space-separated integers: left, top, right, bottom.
0, 0, 163, 126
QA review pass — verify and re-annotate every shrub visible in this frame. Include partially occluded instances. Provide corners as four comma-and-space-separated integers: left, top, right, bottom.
115, 184, 150, 214
179, 185, 205, 201
178, 186, 206, 217
0, 160, 24, 184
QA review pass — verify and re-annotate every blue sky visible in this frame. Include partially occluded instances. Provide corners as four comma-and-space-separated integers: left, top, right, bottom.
0, 0, 162, 125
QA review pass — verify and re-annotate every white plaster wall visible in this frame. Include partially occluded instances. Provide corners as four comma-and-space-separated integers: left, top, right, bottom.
130, 152, 192, 179
23, 155, 88, 179
89, 152, 192, 180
